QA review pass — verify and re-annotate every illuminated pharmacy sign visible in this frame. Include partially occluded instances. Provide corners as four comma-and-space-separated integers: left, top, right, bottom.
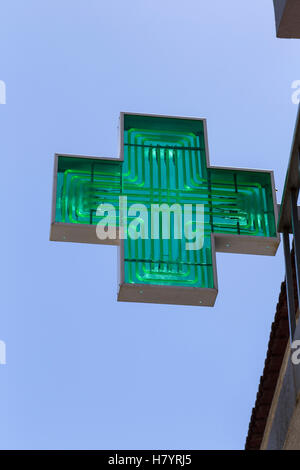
50, 113, 280, 306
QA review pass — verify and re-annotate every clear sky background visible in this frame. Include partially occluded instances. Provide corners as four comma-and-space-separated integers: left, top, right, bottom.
0, 0, 299, 450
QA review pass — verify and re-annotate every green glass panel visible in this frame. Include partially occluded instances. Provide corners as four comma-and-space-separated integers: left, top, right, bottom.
209, 169, 276, 237
55, 114, 277, 291
122, 114, 213, 289
55, 156, 122, 225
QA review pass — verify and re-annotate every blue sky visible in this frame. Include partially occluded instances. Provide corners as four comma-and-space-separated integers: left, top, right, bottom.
0, 0, 299, 450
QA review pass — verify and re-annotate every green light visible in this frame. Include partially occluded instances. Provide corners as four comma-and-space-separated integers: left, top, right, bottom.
54, 114, 277, 294
56, 157, 122, 225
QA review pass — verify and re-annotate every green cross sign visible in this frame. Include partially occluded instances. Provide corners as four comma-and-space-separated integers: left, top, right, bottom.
50, 113, 280, 306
